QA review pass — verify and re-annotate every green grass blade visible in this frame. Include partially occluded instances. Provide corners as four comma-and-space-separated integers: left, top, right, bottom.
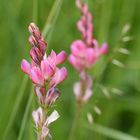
17, 87, 34, 140
84, 123, 139, 140
42, 0, 63, 38
33, 0, 38, 23
2, 76, 28, 140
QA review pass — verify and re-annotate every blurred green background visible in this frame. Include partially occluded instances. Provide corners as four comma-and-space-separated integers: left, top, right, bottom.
0, 0, 140, 140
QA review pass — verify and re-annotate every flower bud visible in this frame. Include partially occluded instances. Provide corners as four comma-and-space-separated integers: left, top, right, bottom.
28, 22, 41, 40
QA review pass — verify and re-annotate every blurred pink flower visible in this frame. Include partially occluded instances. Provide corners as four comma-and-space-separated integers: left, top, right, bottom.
69, 0, 109, 103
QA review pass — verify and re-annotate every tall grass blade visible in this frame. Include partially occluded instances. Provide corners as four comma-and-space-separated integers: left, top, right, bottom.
2, 76, 28, 140
17, 87, 34, 140
84, 123, 139, 140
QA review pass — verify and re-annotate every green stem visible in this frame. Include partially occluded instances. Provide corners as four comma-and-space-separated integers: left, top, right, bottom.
68, 102, 82, 140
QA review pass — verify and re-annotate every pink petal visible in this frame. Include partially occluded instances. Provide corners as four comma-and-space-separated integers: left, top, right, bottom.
56, 51, 66, 65
47, 50, 57, 68
21, 59, 31, 74
49, 50, 57, 61
30, 67, 44, 86
71, 40, 86, 57
68, 54, 83, 71
86, 48, 97, 66
45, 110, 60, 126
100, 43, 108, 55
49, 67, 67, 87
41, 60, 54, 80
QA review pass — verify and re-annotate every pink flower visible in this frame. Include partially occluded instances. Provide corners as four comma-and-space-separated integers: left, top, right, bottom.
21, 22, 67, 140
68, 0, 109, 104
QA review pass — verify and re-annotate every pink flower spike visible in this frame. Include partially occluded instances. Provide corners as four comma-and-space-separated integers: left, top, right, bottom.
56, 51, 66, 65
100, 43, 108, 55
49, 67, 67, 87
41, 60, 54, 80
30, 67, 44, 86
21, 59, 31, 74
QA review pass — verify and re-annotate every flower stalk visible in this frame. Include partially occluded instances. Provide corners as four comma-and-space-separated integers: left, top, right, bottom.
21, 23, 67, 140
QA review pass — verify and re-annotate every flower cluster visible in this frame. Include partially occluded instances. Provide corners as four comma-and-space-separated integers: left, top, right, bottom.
69, 0, 108, 103
21, 23, 67, 139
